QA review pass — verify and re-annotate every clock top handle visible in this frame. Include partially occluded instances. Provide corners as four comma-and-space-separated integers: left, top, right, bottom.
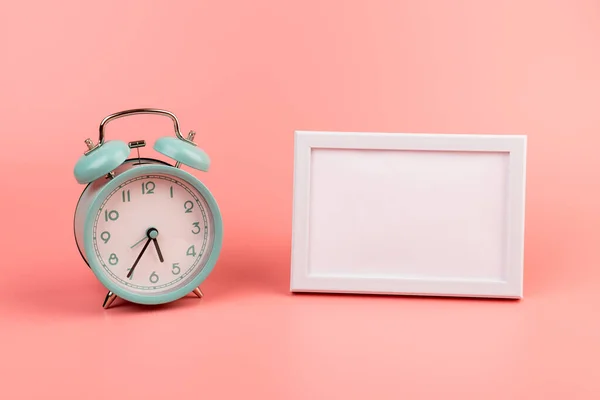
74, 108, 210, 184
84, 108, 197, 154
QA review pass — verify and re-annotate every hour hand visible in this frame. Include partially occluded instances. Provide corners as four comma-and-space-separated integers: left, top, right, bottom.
152, 239, 164, 262
146, 228, 164, 262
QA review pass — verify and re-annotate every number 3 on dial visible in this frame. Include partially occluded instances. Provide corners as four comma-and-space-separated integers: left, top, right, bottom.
192, 222, 201, 234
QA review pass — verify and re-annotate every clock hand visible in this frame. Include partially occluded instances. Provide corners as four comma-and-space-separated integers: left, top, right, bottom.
152, 239, 164, 262
127, 238, 151, 278
144, 228, 164, 263
130, 236, 148, 249
131, 227, 159, 249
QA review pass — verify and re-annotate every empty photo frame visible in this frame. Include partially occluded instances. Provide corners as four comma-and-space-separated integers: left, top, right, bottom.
290, 131, 527, 299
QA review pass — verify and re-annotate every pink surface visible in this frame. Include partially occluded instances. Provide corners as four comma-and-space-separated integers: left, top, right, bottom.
1, 0, 599, 398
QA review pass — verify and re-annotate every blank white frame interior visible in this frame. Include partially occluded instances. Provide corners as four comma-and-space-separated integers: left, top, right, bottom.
290, 131, 527, 299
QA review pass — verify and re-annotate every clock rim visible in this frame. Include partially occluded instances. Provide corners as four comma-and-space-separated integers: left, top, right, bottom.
82, 163, 224, 305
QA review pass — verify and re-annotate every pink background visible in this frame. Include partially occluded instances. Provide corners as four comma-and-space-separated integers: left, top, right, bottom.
1, 0, 600, 398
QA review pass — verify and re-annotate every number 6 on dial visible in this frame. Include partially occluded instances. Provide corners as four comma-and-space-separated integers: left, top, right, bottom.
73, 108, 223, 309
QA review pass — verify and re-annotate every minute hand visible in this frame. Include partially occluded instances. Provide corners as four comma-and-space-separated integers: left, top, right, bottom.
127, 238, 151, 278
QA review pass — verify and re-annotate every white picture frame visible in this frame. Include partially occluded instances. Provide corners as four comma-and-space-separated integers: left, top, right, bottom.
290, 131, 527, 299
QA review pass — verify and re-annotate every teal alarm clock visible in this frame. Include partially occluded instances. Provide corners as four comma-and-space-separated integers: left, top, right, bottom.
73, 108, 223, 309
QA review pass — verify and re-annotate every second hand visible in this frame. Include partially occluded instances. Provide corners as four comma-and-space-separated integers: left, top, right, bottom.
130, 236, 148, 249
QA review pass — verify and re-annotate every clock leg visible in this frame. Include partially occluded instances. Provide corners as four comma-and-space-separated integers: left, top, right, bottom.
103, 291, 118, 309
192, 287, 204, 298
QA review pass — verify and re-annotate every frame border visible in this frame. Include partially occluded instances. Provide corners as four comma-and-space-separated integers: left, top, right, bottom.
290, 131, 527, 299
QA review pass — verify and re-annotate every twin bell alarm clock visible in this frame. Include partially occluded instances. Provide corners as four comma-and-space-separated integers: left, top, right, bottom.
73, 108, 223, 309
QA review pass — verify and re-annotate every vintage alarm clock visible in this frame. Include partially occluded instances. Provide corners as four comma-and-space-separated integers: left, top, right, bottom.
73, 108, 223, 309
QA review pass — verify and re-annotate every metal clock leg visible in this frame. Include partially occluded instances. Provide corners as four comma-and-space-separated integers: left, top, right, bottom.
192, 287, 203, 298
103, 291, 118, 309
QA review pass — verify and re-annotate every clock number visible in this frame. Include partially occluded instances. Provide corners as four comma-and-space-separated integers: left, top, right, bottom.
104, 210, 119, 221
100, 231, 111, 244
108, 253, 119, 265
142, 181, 155, 195
149, 271, 159, 284
184, 200, 194, 213
122, 190, 131, 202
170, 186, 174, 198
191, 222, 201, 234
172, 263, 181, 275
126, 268, 134, 279
186, 245, 197, 257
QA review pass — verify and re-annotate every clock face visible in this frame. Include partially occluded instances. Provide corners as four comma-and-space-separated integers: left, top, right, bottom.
90, 173, 216, 296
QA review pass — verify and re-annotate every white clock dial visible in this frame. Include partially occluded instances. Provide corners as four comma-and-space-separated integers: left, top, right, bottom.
91, 173, 215, 295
